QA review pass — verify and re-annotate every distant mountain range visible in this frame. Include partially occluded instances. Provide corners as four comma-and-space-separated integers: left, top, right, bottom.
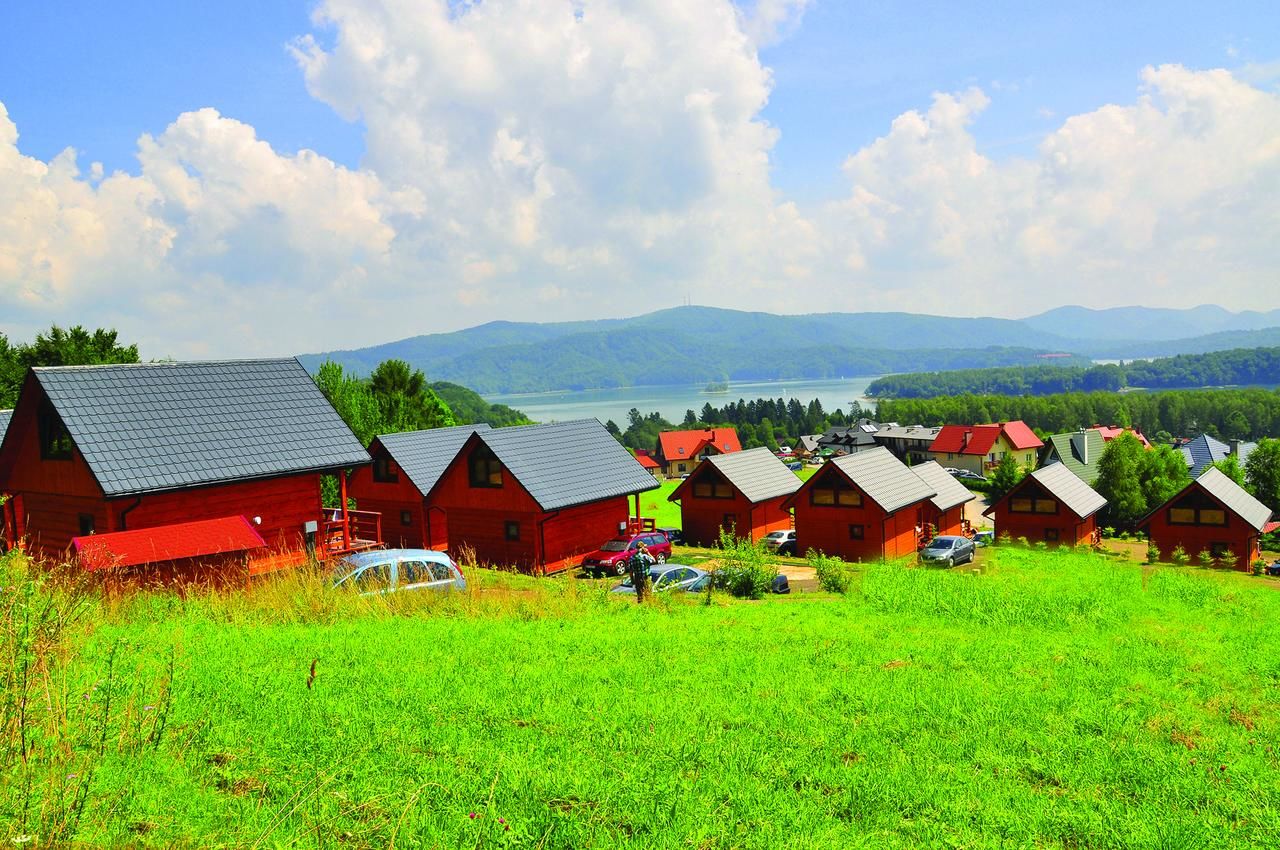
299, 305, 1280, 395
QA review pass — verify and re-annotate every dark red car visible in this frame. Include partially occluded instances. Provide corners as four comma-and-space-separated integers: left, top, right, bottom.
581, 531, 673, 577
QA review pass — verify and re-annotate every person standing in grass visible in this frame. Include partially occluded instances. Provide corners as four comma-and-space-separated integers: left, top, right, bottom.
629, 541, 655, 602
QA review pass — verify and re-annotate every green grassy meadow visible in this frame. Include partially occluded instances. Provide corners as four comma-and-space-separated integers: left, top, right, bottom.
4, 547, 1280, 848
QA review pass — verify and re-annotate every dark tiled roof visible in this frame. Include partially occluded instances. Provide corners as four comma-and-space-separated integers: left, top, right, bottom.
694, 447, 801, 504
33, 359, 370, 496
909, 461, 976, 512
828, 447, 936, 514
375, 424, 492, 496
479, 419, 659, 511
0, 409, 11, 445
1179, 434, 1256, 478
1193, 466, 1272, 531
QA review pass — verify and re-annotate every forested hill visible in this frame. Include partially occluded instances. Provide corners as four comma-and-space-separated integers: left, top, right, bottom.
867, 346, 1280, 399
299, 305, 1280, 395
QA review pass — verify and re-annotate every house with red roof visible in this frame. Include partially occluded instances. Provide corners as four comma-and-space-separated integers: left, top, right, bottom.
1094, 425, 1151, 449
656, 427, 741, 478
927, 421, 1043, 476
634, 451, 662, 481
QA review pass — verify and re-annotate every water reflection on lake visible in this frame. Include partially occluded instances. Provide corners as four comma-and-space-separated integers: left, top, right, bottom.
484, 377, 881, 426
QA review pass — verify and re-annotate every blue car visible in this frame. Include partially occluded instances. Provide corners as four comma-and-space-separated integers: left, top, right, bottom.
333, 549, 467, 595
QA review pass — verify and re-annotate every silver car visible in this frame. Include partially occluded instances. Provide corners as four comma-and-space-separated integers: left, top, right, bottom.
919, 535, 976, 567
611, 565, 710, 594
333, 549, 467, 595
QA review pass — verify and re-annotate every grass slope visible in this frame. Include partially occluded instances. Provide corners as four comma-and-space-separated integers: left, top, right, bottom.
4, 548, 1280, 847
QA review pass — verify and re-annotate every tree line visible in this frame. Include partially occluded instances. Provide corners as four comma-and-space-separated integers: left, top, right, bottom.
1, 326, 139, 409
876, 387, 1280, 443
867, 345, 1280, 399
613, 397, 860, 453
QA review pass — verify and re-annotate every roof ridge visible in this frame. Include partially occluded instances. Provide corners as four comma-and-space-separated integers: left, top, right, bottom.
33, 357, 300, 372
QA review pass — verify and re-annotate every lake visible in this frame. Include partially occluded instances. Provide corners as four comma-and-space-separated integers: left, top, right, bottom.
484, 377, 882, 426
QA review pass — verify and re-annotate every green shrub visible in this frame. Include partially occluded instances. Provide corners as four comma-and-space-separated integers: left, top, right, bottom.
1033, 541, 1049, 552
1016, 536, 1031, 549
1253, 560, 1266, 576
1171, 545, 1190, 566
1218, 549, 1239, 570
998, 532, 1013, 545
809, 550, 855, 594
1146, 542, 1161, 564
711, 530, 778, 599
1197, 550, 1215, 568
1118, 531, 1131, 541
1102, 527, 1116, 539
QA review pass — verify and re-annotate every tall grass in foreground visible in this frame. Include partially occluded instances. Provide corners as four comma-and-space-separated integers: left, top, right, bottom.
3, 546, 1280, 848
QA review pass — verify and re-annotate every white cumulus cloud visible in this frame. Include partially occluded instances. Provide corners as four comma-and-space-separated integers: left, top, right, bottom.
0, 0, 1278, 360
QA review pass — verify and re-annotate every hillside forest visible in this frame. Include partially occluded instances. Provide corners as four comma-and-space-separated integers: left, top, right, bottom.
867, 346, 1280, 398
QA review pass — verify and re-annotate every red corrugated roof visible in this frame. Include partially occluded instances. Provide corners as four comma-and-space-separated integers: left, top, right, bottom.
658, 428, 742, 461
1093, 425, 1151, 448
929, 421, 1042, 455
636, 454, 660, 469
1001, 420, 1044, 450
72, 516, 267, 571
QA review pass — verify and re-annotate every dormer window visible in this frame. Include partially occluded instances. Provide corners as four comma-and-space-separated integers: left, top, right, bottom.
469, 445, 503, 488
373, 456, 398, 483
39, 403, 73, 460
678, 447, 686, 455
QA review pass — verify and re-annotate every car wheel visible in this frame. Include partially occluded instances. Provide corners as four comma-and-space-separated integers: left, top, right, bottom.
614, 561, 628, 576
655, 553, 667, 564
946, 557, 954, 568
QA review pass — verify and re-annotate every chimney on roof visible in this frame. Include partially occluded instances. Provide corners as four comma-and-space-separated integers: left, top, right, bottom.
1229, 439, 1241, 457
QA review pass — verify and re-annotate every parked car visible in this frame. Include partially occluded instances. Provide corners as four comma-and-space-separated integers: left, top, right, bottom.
949, 469, 987, 482
973, 530, 995, 547
763, 529, 796, 552
787, 461, 804, 471
657, 526, 685, 546
332, 549, 466, 595
581, 531, 673, 576
771, 574, 791, 594
611, 565, 709, 594
1266, 560, 1280, 577
919, 535, 976, 567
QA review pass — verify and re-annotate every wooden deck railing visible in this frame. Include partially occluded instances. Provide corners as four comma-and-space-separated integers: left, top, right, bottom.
319, 508, 383, 558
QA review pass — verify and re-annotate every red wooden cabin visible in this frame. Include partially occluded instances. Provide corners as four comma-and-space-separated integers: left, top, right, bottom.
668, 447, 800, 546
425, 419, 659, 574
1137, 467, 1272, 568
656, 427, 742, 478
910, 461, 976, 541
346, 424, 491, 549
983, 463, 1106, 547
0, 360, 375, 576
783, 447, 935, 562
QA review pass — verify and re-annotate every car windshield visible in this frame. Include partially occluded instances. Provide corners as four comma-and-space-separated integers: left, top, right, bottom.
598, 540, 629, 552
927, 538, 959, 550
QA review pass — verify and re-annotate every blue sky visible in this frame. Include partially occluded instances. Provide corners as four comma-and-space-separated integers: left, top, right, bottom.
0, 1, 1277, 356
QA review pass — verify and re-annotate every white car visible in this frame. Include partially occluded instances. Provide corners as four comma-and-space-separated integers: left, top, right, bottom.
762, 530, 797, 554
332, 549, 467, 595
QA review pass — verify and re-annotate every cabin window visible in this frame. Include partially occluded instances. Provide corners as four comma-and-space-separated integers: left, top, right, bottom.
1210, 542, 1230, 557
373, 456, 398, 483
504, 520, 521, 541
78, 514, 95, 536
1168, 504, 1227, 526
811, 480, 862, 507
1044, 528, 1059, 542
469, 446, 503, 488
848, 524, 865, 540
1011, 497, 1056, 514
400, 510, 412, 527
722, 514, 737, 531
39, 404, 73, 460
692, 474, 734, 500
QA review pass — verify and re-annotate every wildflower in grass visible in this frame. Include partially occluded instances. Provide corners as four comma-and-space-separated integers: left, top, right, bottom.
468, 812, 477, 820
143, 705, 155, 712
